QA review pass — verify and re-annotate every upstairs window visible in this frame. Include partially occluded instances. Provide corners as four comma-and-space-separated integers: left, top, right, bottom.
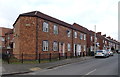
74, 32, 77, 38
53, 41, 58, 51
91, 36, 93, 41
95, 37, 97, 42
84, 34, 86, 40
43, 22, 49, 32
67, 30, 71, 37
43, 41, 49, 51
80, 33, 83, 40
53, 25, 58, 34
103, 40, 104, 43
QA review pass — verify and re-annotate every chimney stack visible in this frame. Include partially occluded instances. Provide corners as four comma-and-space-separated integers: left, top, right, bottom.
97, 32, 101, 35
103, 34, 106, 37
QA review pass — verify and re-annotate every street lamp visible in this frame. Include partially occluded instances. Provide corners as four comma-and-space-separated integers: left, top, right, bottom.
94, 25, 96, 55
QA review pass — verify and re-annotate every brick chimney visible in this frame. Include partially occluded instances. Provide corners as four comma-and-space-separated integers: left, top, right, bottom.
103, 34, 106, 37
97, 32, 101, 35
107, 36, 111, 39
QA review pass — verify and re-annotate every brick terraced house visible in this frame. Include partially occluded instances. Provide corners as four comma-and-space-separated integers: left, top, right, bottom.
12, 11, 120, 59
73, 23, 88, 56
13, 11, 76, 59
4, 30, 13, 54
0, 27, 13, 54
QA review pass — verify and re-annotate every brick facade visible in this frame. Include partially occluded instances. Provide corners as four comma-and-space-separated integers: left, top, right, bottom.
0, 27, 12, 53
12, 11, 120, 59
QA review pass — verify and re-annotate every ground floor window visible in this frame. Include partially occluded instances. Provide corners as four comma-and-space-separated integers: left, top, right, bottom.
84, 45, 86, 51
43, 40, 48, 51
53, 41, 58, 51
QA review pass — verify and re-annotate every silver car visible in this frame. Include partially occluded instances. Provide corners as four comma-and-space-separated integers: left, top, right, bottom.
106, 49, 114, 56
95, 50, 109, 58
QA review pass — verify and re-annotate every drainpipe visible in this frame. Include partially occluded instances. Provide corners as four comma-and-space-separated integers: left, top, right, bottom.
94, 25, 96, 55
72, 29, 73, 56
35, 11, 38, 60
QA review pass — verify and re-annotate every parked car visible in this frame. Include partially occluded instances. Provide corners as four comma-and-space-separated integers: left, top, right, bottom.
106, 49, 114, 56
95, 50, 109, 58
116, 50, 120, 54
110, 51, 114, 56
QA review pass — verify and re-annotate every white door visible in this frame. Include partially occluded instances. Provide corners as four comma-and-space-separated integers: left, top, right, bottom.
63, 43, 65, 56
77, 44, 81, 56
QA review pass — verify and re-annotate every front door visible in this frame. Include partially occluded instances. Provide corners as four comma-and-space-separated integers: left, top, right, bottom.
77, 44, 81, 56
74, 44, 77, 56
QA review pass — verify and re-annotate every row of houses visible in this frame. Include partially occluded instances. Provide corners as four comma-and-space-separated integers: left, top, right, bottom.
1, 11, 120, 59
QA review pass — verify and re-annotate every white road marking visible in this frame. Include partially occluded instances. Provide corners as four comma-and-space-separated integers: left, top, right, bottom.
85, 69, 96, 75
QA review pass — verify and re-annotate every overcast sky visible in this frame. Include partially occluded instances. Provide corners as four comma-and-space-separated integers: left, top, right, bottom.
0, 0, 119, 40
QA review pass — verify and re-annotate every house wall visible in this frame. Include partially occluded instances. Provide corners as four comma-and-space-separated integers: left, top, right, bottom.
37, 18, 73, 55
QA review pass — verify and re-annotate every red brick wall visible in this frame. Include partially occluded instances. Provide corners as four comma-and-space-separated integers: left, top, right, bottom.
13, 16, 21, 55
19, 16, 37, 54
37, 18, 73, 54
13, 16, 73, 59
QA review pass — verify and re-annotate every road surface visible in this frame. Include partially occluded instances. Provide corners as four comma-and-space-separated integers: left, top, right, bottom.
25, 54, 119, 75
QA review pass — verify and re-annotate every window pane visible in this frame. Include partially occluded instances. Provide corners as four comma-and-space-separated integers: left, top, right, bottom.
74, 32, 77, 38
54, 25, 58, 34
80, 33, 83, 40
53, 42, 57, 51
67, 30, 71, 37
13, 43, 15, 48
43, 22, 49, 32
1, 38, 5, 41
84, 34, 86, 40
84, 45, 86, 51
43, 41, 48, 51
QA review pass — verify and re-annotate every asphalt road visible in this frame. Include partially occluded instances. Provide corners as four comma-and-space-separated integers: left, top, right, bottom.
25, 54, 119, 75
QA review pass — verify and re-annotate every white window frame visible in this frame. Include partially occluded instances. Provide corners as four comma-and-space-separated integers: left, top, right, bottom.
91, 36, 93, 41
96, 37, 97, 42
67, 43, 71, 51
80, 33, 83, 40
105, 41, 107, 44
13, 43, 15, 48
53, 41, 58, 51
67, 30, 71, 37
103, 40, 104, 43
43, 41, 49, 51
74, 32, 77, 38
53, 25, 58, 34
84, 34, 86, 40
1, 37, 5, 41
8, 35, 10, 40
43, 22, 49, 32
84, 45, 86, 51
91, 46, 93, 51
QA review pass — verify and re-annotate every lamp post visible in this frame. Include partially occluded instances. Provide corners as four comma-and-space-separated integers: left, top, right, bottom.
94, 25, 96, 55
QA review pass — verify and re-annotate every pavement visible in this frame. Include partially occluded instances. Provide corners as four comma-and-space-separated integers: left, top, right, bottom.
2, 56, 94, 76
